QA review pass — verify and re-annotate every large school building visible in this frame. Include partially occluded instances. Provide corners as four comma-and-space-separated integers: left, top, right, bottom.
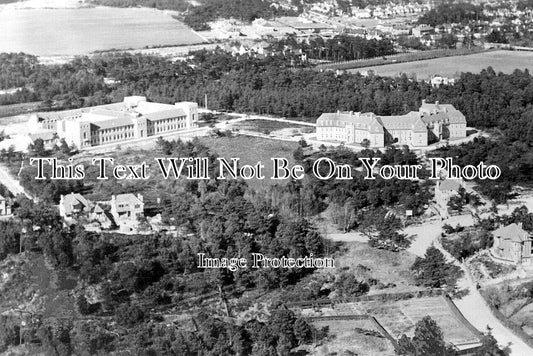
32, 96, 198, 149
316, 100, 467, 148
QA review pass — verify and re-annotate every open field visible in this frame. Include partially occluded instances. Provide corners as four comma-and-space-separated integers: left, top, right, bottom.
199, 136, 299, 190
331, 241, 422, 294
349, 50, 533, 80
0, 7, 205, 55
229, 119, 314, 135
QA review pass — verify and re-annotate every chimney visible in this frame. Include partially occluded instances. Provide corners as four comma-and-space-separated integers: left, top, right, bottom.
518, 222, 523, 230
422, 99, 426, 105
137, 194, 143, 202
435, 101, 439, 106
112, 195, 116, 203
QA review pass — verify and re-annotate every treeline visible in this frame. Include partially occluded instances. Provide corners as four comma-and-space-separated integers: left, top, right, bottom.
418, 2, 487, 27
90, 0, 297, 31
0, 302, 323, 355
89, 0, 189, 11
273, 35, 396, 61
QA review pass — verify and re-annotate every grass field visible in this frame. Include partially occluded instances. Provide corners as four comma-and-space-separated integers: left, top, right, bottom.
199, 136, 299, 191
350, 50, 533, 80
330, 241, 422, 294
229, 119, 313, 135
0, 7, 205, 55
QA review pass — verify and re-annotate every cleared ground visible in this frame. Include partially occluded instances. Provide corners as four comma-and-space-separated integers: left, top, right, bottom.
0, 7, 205, 55
311, 318, 396, 356
350, 50, 533, 80
199, 135, 299, 191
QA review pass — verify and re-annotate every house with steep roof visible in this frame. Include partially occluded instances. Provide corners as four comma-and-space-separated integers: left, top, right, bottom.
491, 223, 533, 265
435, 179, 463, 218
110, 193, 144, 221
59, 192, 144, 232
316, 100, 467, 147
59, 193, 92, 219
109, 193, 145, 233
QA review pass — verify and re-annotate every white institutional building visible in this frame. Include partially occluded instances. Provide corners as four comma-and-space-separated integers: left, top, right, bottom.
316, 100, 467, 147
31, 96, 198, 149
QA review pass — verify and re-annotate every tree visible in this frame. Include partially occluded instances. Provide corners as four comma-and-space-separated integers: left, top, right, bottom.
30, 138, 46, 156
474, 331, 508, 356
411, 246, 462, 288
334, 272, 369, 298
396, 316, 458, 355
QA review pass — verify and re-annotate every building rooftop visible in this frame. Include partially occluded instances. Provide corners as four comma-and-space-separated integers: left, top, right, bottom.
61, 193, 91, 215
437, 179, 462, 192
112, 193, 144, 213
493, 223, 531, 243
317, 101, 465, 133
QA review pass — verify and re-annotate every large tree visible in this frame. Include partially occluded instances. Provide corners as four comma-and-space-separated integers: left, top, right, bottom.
411, 246, 462, 288
395, 316, 458, 356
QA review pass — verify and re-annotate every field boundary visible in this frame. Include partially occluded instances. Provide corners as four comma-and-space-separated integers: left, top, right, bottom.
315, 47, 490, 72
308, 314, 398, 347
287, 289, 446, 308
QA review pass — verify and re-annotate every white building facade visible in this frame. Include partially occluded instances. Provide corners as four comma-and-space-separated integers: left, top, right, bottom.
33, 96, 198, 149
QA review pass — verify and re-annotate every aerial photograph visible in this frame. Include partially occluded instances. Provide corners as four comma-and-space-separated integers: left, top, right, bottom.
1, 0, 533, 355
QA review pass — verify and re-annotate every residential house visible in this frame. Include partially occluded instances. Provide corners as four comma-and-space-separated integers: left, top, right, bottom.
434, 179, 463, 218
412, 24, 434, 37
110, 193, 144, 220
491, 223, 533, 265
59, 193, 92, 219
59, 192, 145, 232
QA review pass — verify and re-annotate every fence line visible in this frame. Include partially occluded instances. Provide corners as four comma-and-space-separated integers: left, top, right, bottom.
315, 47, 489, 71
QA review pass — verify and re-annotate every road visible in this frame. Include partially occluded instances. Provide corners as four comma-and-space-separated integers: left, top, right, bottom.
405, 214, 533, 356
0, 163, 32, 199
326, 211, 533, 354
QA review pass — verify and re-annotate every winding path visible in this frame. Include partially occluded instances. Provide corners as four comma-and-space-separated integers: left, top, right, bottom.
406, 215, 533, 356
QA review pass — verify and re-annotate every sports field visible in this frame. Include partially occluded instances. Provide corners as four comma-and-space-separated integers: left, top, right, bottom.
301, 296, 481, 351
350, 50, 533, 80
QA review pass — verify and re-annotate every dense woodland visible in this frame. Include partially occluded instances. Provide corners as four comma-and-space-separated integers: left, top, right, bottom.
273, 34, 396, 61
418, 2, 487, 27
0, 141, 329, 354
